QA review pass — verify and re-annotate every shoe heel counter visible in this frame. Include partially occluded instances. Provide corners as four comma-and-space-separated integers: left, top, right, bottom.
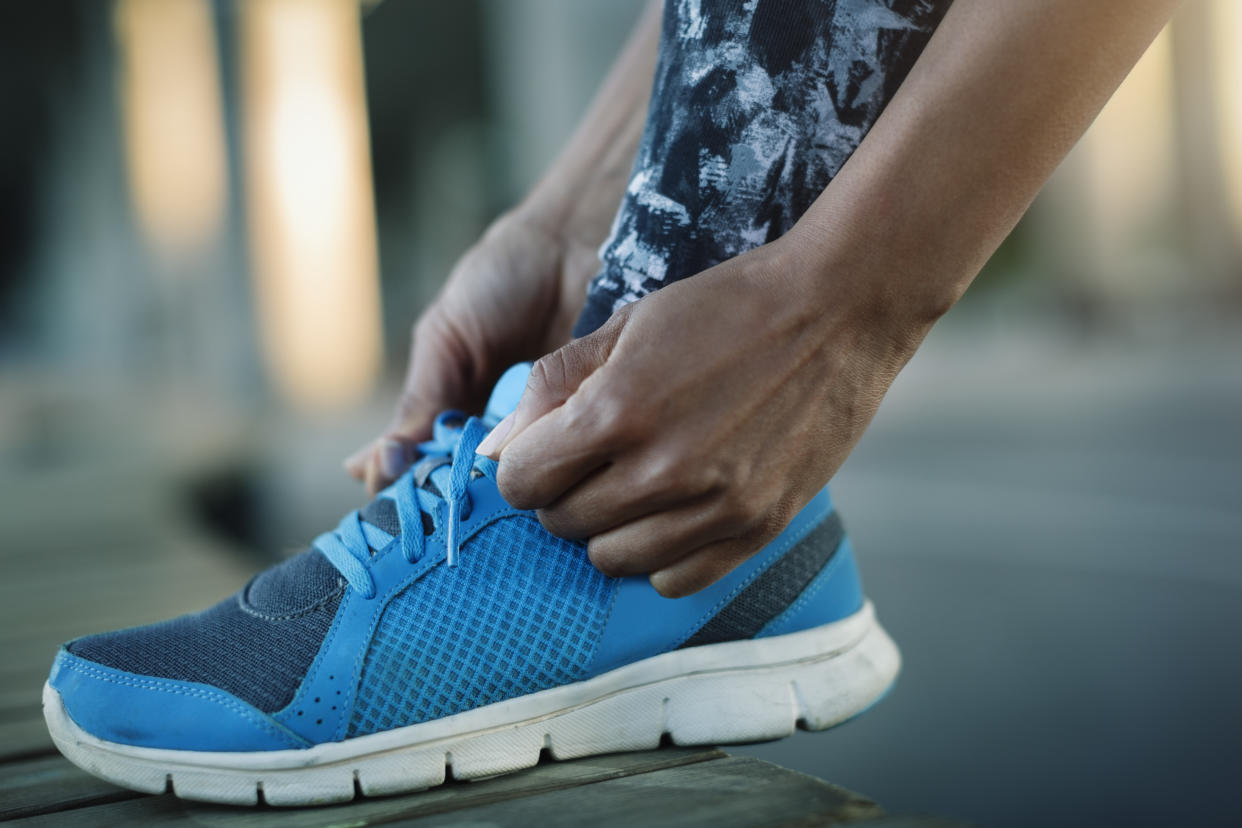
756, 530, 865, 639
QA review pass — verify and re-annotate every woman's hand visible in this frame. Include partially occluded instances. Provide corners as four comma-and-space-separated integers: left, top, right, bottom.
345, 208, 599, 494
476, 235, 923, 597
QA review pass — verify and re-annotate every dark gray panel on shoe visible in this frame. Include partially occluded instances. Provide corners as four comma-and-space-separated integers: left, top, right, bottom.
677, 512, 844, 649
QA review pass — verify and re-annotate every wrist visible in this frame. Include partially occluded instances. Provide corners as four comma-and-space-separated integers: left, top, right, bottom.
778, 213, 961, 365
759, 233, 932, 379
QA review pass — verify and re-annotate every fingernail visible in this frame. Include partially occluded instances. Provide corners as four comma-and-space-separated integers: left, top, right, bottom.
343, 445, 369, 472
379, 439, 409, 480
476, 413, 515, 458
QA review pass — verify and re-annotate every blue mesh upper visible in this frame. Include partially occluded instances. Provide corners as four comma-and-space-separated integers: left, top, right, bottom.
348, 515, 615, 737
67, 554, 343, 713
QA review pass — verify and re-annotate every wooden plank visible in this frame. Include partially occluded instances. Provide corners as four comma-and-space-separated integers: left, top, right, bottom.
398, 756, 886, 828
6, 748, 724, 827
842, 819, 968, 828
0, 717, 54, 764
0, 687, 45, 713
0, 756, 143, 820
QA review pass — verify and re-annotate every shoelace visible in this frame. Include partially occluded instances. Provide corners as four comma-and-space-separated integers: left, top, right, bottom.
314, 413, 491, 598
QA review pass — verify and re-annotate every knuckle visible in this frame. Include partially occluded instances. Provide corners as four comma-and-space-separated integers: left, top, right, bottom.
582, 390, 629, 443
605, 300, 638, 330
536, 506, 581, 540
650, 573, 691, 599
587, 539, 632, 578
634, 453, 684, 496
411, 312, 442, 348
584, 388, 650, 451
529, 351, 572, 402
535, 508, 562, 536
693, 461, 730, 499
716, 485, 759, 533
394, 392, 421, 422
556, 391, 593, 434
496, 458, 538, 509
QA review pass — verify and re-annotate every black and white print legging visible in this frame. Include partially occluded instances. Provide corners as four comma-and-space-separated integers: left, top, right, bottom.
573, 0, 952, 337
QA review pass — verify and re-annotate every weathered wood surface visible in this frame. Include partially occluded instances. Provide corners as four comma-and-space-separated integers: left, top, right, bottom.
0, 748, 928, 827
0, 756, 144, 821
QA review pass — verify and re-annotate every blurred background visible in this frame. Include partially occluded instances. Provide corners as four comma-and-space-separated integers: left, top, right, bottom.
0, 1, 1239, 826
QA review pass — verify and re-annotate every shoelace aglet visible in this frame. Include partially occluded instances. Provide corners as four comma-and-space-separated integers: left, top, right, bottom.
446, 500, 459, 568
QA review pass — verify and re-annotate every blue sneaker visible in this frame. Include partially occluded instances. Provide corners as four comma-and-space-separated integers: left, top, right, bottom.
44, 364, 899, 806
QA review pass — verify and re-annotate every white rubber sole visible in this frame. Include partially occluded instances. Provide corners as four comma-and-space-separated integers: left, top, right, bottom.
44, 602, 899, 807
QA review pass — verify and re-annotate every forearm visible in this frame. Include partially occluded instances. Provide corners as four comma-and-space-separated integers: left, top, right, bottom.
519, 0, 662, 252
790, 0, 1181, 348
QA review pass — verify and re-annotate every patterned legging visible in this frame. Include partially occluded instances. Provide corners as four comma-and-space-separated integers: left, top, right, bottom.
574, 0, 952, 337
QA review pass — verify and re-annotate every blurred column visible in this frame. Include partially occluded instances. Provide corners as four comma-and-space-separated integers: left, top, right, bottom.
1026, 36, 1176, 315
115, 0, 256, 392
482, 0, 646, 203
1078, 29, 1181, 302
1212, 2, 1242, 250
240, 0, 382, 411
1030, 16, 1242, 318
115, 0, 228, 263
1170, 0, 1242, 294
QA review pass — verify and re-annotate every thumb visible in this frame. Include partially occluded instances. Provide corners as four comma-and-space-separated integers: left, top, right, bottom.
346, 395, 440, 495
477, 312, 625, 459
346, 320, 464, 492
343, 396, 437, 481
382, 394, 441, 468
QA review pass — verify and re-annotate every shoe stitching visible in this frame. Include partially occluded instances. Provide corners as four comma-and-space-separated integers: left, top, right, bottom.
237, 581, 348, 622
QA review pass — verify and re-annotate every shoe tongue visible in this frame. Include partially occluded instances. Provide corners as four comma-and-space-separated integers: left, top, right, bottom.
484, 362, 532, 423
359, 495, 405, 554
359, 497, 400, 537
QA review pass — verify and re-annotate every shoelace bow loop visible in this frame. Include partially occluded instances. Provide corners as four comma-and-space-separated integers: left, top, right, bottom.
314, 413, 491, 597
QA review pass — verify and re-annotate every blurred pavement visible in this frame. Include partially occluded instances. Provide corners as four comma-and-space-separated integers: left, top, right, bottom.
734, 317, 1242, 828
